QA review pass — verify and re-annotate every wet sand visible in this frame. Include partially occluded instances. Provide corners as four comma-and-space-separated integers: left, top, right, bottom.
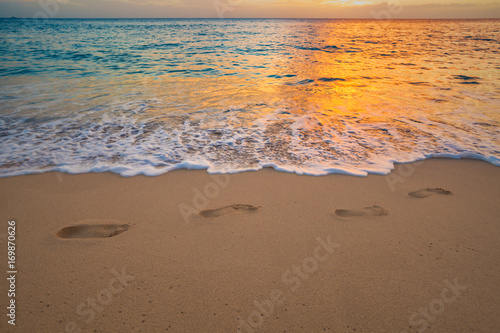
0, 158, 499, 332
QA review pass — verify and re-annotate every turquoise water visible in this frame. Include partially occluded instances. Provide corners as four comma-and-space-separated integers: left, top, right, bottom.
0, 19, 499, 176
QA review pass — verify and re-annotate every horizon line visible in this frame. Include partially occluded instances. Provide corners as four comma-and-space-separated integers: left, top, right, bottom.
2, 17, 499, 20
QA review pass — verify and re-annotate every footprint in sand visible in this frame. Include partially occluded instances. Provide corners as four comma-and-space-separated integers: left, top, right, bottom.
408, 188, 453, 198
199, 204, 259, 218
57, 221, 130, 239
335, 205, 388, 218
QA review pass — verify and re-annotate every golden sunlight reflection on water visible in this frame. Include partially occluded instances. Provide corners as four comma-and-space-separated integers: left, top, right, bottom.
1, 19, 499, 176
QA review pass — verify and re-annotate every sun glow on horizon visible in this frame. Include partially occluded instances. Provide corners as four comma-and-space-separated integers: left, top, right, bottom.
0, 0, 498, 19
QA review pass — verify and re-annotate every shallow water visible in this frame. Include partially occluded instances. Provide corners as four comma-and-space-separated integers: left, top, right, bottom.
0, 19, 499, 176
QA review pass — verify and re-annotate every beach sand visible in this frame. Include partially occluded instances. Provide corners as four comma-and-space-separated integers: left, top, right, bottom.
0, 158, 499, 332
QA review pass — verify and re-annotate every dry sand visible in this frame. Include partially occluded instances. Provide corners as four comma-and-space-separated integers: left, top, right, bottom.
0, 158, 499, 332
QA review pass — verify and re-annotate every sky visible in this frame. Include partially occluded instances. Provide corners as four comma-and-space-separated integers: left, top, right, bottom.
0, 0, 499, 19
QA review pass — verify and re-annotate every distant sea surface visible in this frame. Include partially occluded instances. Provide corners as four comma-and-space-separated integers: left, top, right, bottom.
0, 19, 499, 177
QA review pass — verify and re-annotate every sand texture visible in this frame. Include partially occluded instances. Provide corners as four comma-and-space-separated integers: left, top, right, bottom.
0, 159, 499, 332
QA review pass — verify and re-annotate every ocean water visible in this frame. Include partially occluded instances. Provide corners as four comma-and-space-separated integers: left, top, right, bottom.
0, 18, 499, 177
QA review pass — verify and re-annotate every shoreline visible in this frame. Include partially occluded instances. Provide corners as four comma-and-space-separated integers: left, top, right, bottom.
1, 158, 499, 332
1, 153, 500, 179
